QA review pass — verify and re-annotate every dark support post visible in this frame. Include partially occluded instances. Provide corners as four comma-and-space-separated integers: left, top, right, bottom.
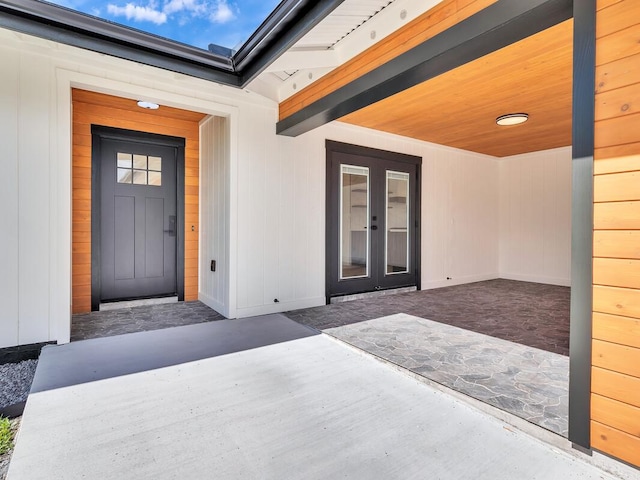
569, 0, 596, 449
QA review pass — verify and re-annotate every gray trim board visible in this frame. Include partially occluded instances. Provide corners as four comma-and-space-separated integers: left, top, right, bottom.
568, 0, 596, 450
276, 0, 573, 137
0, 341, 54, 365
236, 0, 346, 85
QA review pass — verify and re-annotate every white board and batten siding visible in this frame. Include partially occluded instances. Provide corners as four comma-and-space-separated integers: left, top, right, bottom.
0, 45, 56, 348
499, 147, 572, 286
0, 27, 571, 347
199, 116, 231, 317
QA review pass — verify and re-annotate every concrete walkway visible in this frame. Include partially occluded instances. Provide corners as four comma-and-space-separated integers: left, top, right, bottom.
8, 316, 619, 479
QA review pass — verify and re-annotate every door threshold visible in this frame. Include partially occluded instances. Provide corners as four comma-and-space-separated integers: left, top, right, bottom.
330, 286, 416, 304
99, 296, 178, 311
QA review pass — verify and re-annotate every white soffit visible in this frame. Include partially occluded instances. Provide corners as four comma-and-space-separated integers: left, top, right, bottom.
254, 0, 444, 102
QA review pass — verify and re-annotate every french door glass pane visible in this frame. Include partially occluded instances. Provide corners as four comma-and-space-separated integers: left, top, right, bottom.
340, 165, 369, 279
386, 171, 409, 275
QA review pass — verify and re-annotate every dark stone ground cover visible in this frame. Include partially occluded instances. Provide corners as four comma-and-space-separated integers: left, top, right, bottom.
285, 279, 570, 356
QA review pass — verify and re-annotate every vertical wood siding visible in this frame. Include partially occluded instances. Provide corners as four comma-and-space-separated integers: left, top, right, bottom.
592, 0, 640, 467
72, 89, 206, 313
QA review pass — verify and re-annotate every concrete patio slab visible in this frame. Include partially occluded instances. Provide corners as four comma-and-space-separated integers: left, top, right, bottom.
8, 316, 618, 480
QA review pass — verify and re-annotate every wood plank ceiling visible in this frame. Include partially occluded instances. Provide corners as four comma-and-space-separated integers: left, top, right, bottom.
338, 19, 574, 158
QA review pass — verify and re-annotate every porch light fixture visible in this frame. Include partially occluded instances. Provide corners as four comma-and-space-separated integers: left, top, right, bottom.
496, 113, 528, 126
137, 101, 160, 110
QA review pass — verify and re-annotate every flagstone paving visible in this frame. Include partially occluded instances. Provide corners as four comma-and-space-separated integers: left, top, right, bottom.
71, 301, 225, 341
325, 313, 569, 437
286, 279, 570, 356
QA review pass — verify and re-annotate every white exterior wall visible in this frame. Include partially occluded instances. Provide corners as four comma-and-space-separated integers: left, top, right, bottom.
0, 28, 265, 347
0, 41, 56, 348
499, 147, 572, 286
0, 28, 500, 347
199, 116, 231, 317
277, 123, 500, 297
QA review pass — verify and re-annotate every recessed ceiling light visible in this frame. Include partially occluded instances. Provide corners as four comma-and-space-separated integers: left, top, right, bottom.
137, 100, 159, 110
496, 113, 528, 126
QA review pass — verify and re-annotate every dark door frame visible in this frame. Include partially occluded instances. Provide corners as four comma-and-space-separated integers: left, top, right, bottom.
90, 125, 186, 311
325, 140, 422, 302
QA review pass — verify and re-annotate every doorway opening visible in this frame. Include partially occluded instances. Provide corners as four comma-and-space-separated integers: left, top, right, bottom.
70, 88, 206, 316
91, 126, 185, 310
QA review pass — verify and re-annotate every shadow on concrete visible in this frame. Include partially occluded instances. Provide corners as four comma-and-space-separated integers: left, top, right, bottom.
31, 314, 319, 394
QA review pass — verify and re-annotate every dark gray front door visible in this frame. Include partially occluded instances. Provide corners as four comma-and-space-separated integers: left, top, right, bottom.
98, 134, 178, 302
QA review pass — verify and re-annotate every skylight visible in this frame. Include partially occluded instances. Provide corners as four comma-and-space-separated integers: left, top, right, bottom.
44, 0, 282, 51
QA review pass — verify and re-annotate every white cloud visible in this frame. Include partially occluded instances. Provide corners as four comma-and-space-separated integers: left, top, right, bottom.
107, 2, 167, 24
163, 0, 206, 15
209, 0, 235, 24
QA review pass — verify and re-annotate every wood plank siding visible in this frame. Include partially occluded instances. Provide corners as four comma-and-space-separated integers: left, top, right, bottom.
592, 0, 640, 467
278, 0, 498, 122
72, 89, 206, 313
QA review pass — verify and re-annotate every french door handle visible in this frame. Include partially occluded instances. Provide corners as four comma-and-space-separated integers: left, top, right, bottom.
164, 215, 176, 237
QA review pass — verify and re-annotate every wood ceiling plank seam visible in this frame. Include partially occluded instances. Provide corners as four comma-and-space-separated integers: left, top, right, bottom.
595, 53, 640, 94
594, 0, 640, 39
595, 23, 640, 67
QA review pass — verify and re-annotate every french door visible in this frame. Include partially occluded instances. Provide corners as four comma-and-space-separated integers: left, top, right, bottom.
326, 141, 421, 299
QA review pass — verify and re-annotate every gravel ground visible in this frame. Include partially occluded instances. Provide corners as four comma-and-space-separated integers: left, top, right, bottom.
0, 360, 37, 409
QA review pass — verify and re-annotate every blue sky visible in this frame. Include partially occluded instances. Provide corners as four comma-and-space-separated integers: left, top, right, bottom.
46, 0, 282, 50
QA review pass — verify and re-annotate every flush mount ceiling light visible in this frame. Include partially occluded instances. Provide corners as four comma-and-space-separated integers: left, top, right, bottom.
137, 100, 159, 110
496, 113, 528, 126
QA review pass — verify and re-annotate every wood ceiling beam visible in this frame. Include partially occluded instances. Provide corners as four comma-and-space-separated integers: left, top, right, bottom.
276, 0, 573, 137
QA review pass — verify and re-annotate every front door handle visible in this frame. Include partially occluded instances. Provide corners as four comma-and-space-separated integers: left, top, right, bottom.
164, 215, 176, 237
371, 225, 378, 230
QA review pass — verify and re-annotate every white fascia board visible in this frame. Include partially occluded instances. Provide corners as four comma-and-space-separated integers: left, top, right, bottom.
277, 67, 335, 102
333, 0, 444, 61
264, 49, 340, 73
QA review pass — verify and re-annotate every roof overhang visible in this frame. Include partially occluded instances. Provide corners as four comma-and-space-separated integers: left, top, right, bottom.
276, 0, 573, 138
0, 0, 346, 87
